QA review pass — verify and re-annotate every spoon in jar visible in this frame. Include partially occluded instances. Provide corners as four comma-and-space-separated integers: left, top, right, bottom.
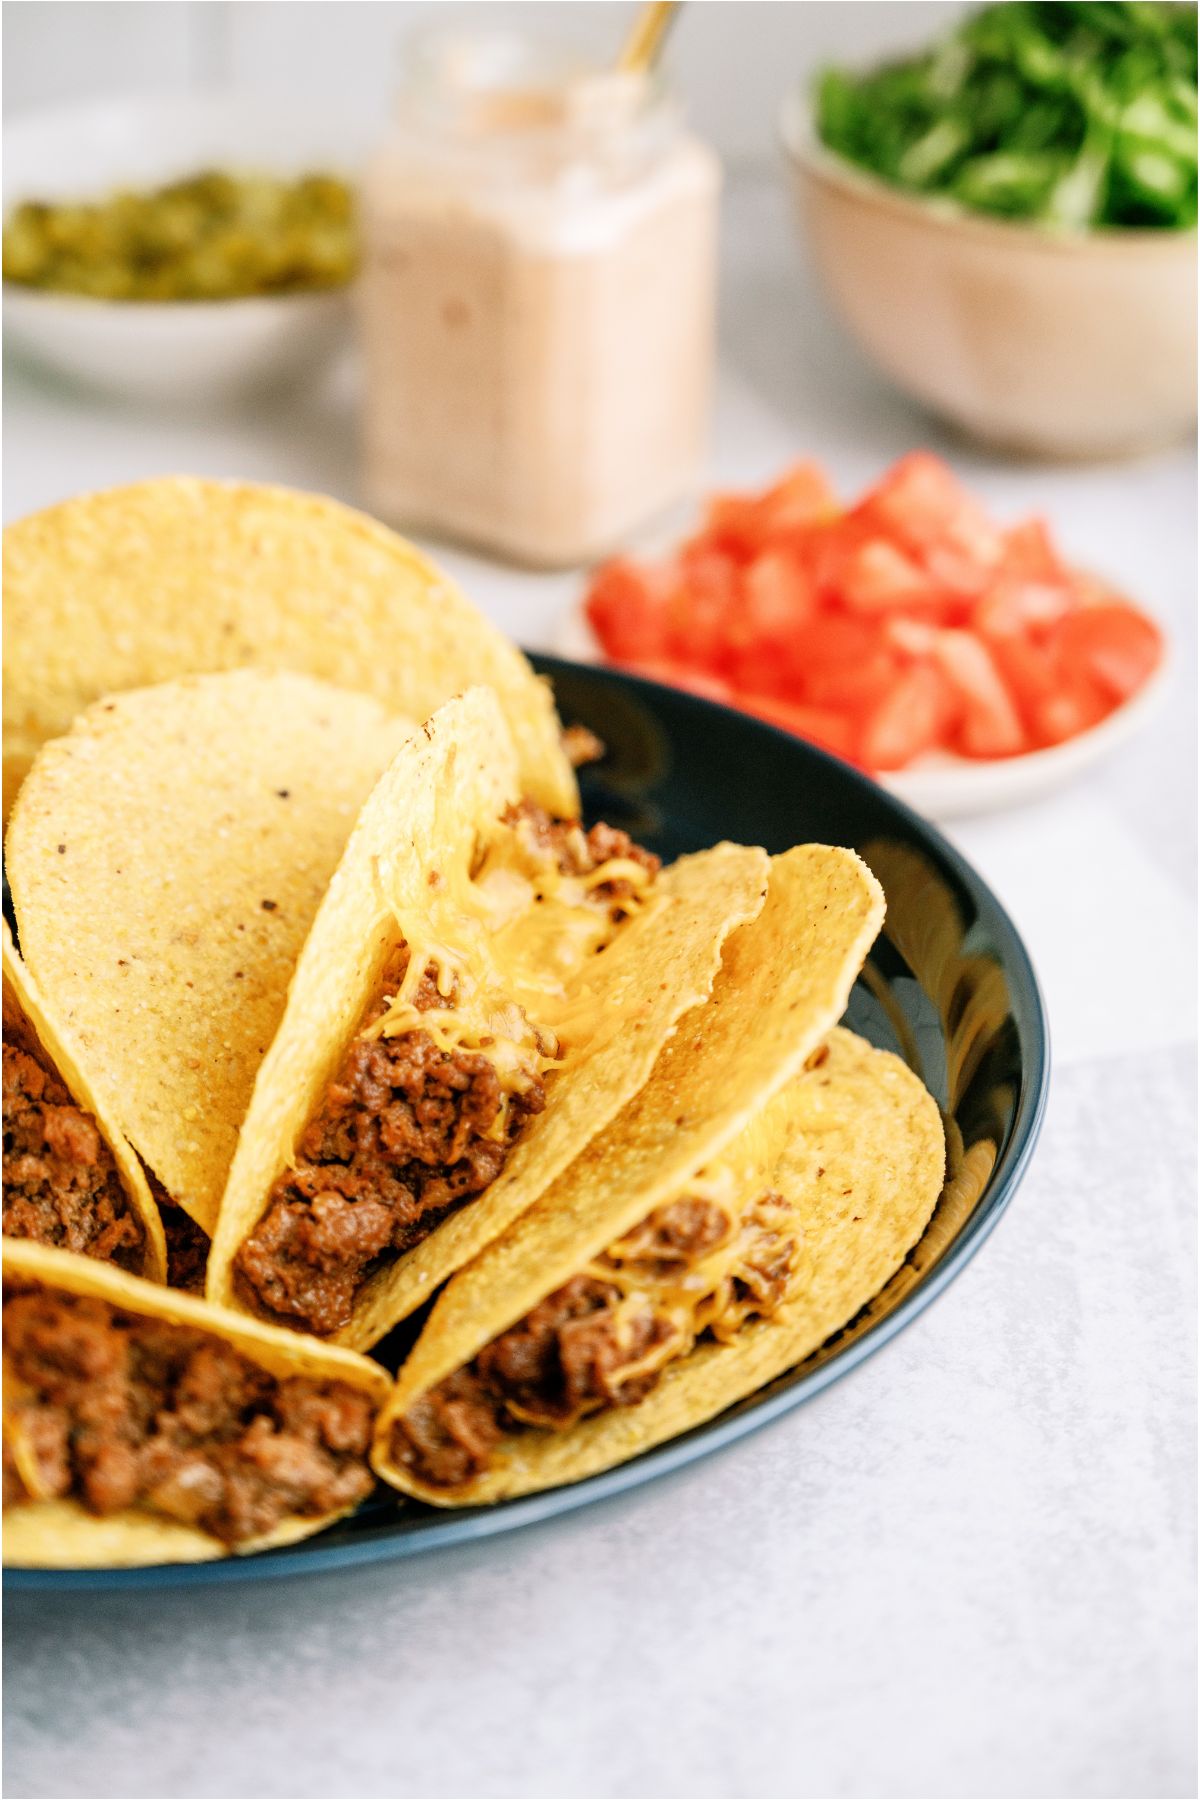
617, 0, 681, 74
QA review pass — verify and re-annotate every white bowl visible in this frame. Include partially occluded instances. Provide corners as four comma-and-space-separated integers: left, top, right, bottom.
555, 601, 1170, 823
781, 96, 1198, 461
3, 94, 374, 403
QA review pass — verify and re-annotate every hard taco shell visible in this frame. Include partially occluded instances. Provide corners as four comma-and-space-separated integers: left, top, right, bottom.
3, 924, 167, 1282
206, 688, 771, 1348
370, 843, 904, 1502
6, 671, 415, 1232
2, 1237, 391, 1567
374, 1028, 943, 1504
2, 476, 576, 820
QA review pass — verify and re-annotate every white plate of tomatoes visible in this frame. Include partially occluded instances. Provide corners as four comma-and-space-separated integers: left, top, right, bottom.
568, 454, 1167, 821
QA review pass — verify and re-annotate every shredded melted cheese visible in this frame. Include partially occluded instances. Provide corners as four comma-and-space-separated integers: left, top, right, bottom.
362, 808, 656, 1116
498, 1165, 806, 1434
581, 1180, 804, 1404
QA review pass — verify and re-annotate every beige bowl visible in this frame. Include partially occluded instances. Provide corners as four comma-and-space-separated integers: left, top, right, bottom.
782, 101, 1197, 459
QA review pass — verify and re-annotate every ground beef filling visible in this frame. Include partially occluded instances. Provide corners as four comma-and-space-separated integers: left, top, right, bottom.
235, 806, 659, 1339
3, 1034, 144, 1271
500, 801, 660, 911
391, 1194, 795, 1490
2, 1285, 376, 1546
234, 950, 545, 1336
611, 1193, 733, 1268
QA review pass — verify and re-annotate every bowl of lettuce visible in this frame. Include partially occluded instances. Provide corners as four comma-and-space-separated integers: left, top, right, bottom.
784, 2, 1197, 457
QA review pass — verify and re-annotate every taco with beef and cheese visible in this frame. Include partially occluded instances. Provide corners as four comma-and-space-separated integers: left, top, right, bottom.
2, 1237, 390, 1567
371, 851, 942, 1506
206, 687, 772, 1350
3, 924, 166, 1282
5, 671, 415, 1238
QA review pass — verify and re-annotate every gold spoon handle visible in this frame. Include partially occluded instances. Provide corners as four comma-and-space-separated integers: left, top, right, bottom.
617, 0, 681, 74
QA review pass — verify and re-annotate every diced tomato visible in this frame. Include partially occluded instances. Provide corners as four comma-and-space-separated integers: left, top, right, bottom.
782, 615, 902, 707
930, 629, 1026, 759
585, 559, 672, 662
723, 636, 799, 700
714, 553, 816, 695
664, 586, 730, 667
918, 545, 991, 606
883, 617, 939, 659
801, 649, 900, 712
790, 612, 880, 672
938, 504, 1006, 574
757, 461, 839, 536
1052, 604, 1163, 703
704, 463, 838, 561
998, 517, 1068, 585
987, 633, 1061, 725
679, 539, 740, 591
797, 517, 864, 603
701, 492, 774, 562
975, 579, 1074, 642
666, 546, 739, 667
737, 694, 859, 763
840, 539, 935, 612
858, 452, 1002, 569
614, 658, 734, 705
985, 630, 1113, 748
741, 548, 815, 636
581, 452, 1163, 775
858, 664, 956, 771
1025, 670, 1111, 747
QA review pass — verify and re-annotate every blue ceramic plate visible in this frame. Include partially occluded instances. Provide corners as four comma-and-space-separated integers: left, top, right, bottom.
6, 655, 1049, 1592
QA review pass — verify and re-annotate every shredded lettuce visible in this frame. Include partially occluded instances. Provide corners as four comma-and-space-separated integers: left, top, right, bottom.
815, 2, 1198, 229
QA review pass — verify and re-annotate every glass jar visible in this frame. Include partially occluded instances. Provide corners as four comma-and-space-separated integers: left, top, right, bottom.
360, 29, 720, 567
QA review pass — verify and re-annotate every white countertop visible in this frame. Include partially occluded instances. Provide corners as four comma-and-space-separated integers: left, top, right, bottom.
4, 171, 1196, 1800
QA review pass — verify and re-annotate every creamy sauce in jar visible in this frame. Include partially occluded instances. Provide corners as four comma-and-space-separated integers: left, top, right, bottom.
360, 32, 720, 567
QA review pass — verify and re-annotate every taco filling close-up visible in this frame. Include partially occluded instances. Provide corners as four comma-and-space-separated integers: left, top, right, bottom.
390, 1141, 810, 1491
234, 801, 662, 1335
3, 1287, 377, 1545
2, 1240, 390, 1566
369, 846, 941, 1506
376, 1026, 944, 1505
2, 926, 166, 1282
207, 688, 770, 1352
3, 1022, 144, 1272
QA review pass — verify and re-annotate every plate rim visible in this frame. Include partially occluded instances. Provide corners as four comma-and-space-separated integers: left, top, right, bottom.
4, 656, 1051, 1594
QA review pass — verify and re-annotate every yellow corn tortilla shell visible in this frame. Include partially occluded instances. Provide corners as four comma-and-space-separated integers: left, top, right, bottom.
378, 840, 885, 1409
3, 924, 167, 1282
206, 688, 770, 1349
2, 476, 576, 821
2, 1237, 391, 1567
6, 671, 415, 1232
375, 1027, 943, 1504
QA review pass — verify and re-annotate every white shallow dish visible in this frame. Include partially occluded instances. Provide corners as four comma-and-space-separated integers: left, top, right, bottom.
2, 94, 373, 403
556, 604, 1169, 822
